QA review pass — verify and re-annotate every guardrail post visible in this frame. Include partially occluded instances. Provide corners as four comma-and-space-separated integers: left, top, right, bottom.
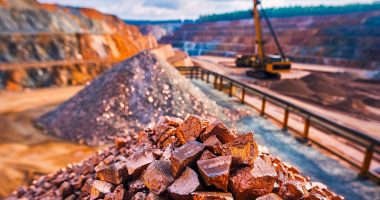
261, 96, 266, 116
229, 82, 233, 97
213, 74, 218, 88
219, 76, 223, 91
201, 69, 204, 81
303, 116, 311, 142
283, 106, 290, 131
190, 68, 193, 79
206, 71, 210, 83
360, 144, 374, 177
241, 87, 246, 104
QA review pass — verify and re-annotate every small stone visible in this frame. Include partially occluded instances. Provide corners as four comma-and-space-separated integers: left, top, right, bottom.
229, 157, 277, 200
222, 133, 258, 167
58, 182, 73, 198
95, 162, 129, 184
131, 192, 147, 200
203, 135, 223, 155
256, 193, 283, 200
143, 160, 174, 195
125, 148, 156, 177
90, 180, 114, 199
279, 181, 309, 199
175, 115, 209, 144
168, 167, 201, 200
126, 179, 146, 199
200, 120, 236, 143
199, 150, 217, 160
171, 141, 205, 177
147, 192, 164, 200
115, 138, 128, 149
197, 156, 232, 191
191, 192, 234, 200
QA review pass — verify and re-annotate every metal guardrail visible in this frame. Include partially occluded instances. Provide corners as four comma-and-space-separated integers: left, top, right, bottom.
176, 66, 380, 182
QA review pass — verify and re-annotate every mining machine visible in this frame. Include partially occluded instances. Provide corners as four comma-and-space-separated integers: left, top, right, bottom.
235, 0, 291, 79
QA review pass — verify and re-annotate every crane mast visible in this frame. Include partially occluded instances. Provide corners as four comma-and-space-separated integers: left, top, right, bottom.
253, 0, 265, 61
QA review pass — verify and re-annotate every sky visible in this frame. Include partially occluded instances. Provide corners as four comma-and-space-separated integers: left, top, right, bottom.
39, 0, 379, 20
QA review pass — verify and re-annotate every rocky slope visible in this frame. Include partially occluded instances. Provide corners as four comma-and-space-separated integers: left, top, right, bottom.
160, 11, 380, 70
0, 0, 157, 90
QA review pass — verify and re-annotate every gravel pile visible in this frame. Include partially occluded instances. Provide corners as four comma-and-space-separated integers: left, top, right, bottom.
36, 51, 223, 145
13, 115, 344, 200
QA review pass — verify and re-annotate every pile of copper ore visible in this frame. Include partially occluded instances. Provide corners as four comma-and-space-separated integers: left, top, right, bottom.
36, 51, 224, 145
13, 115, 344, 200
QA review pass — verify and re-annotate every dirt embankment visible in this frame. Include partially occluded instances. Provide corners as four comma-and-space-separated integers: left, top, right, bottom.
268, 72, 380, 121
0, 86, 97, 198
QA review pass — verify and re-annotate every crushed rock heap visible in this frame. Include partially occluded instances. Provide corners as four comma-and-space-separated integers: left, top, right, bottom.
13, 115, 344, 200
36, 51, 223, 145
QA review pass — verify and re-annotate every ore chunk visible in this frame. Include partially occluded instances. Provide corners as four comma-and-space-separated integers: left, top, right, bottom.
222, 132, 258, 167
126, 179, 146, 199
279, 181, 309, 199
191, 192, 233, 200
95, 162, 129, 184
58, 181, 73, 198
168, 167, 201, 200
131, 192, 147, 200
175, 115, 209, 144
90, 180, 114, 199
229, 157, 277, 199
204, 135, 223, 155
125, 148, 156, 177
199, 150, 217, 160
143, 160, 174, 195
171, 141, 205, 177
147, 192, 164, 200
256, 193, 283, 200
197, 156, 232, 191
114, 137, 128, 149
200, 120, 237, 143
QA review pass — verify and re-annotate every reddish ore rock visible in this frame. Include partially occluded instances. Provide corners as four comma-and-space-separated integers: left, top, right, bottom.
125, 148, 156, 177
229, 157, 277, 200
95, 162, 129, 184
167, 167, 202, 200
279, 181, 310, 199
200, 119, 237, 143
170, 141, 205, 177
256, 193, 283, 200
175, 115, 209, 144
199, 150, 217, 160
197, 156, 232, 191
142, 160, 174, 195
222, 132, 258, 167
191, 192, 234, 200
90, 180, 114, 199
203, 135, 223, 155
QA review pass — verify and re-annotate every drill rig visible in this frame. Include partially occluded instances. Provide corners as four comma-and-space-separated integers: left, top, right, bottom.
235, 0, 291, 79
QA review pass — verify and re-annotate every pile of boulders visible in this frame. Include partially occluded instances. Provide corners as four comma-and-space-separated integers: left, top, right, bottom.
11, 115, 343, 200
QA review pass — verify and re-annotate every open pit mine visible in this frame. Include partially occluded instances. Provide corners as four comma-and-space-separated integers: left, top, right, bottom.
1, 0, 380, 199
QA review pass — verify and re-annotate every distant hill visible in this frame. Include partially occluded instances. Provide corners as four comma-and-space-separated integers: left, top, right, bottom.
198, 3, 380, 22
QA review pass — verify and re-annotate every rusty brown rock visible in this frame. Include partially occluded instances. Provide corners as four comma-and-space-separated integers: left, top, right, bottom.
197, 156, 232, 191
279, 181, 309, 199
171, 141, 205, 177
125, 148, 156, 177
191, 192, 234, 200
58, 181, 73, 198
160, 145, 174, 161
200, 119, 237, 143
168, 167, 201, 200
204, 135, 223, 155
199, 150, 217, 160
81, 178, 94, 194
162, 136, 179, 148
147, 192, 164, 200
142, 160, 174, 195
131, 192, 147, 200
95, 162, 129, 185
229, 157, 277, 199
126, 179, 146, 199
115, 137, 128, 149
90, 180, 114, 199
175, 115, 209, 144
256, 193, 283, 200
222, 132, 258, 167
